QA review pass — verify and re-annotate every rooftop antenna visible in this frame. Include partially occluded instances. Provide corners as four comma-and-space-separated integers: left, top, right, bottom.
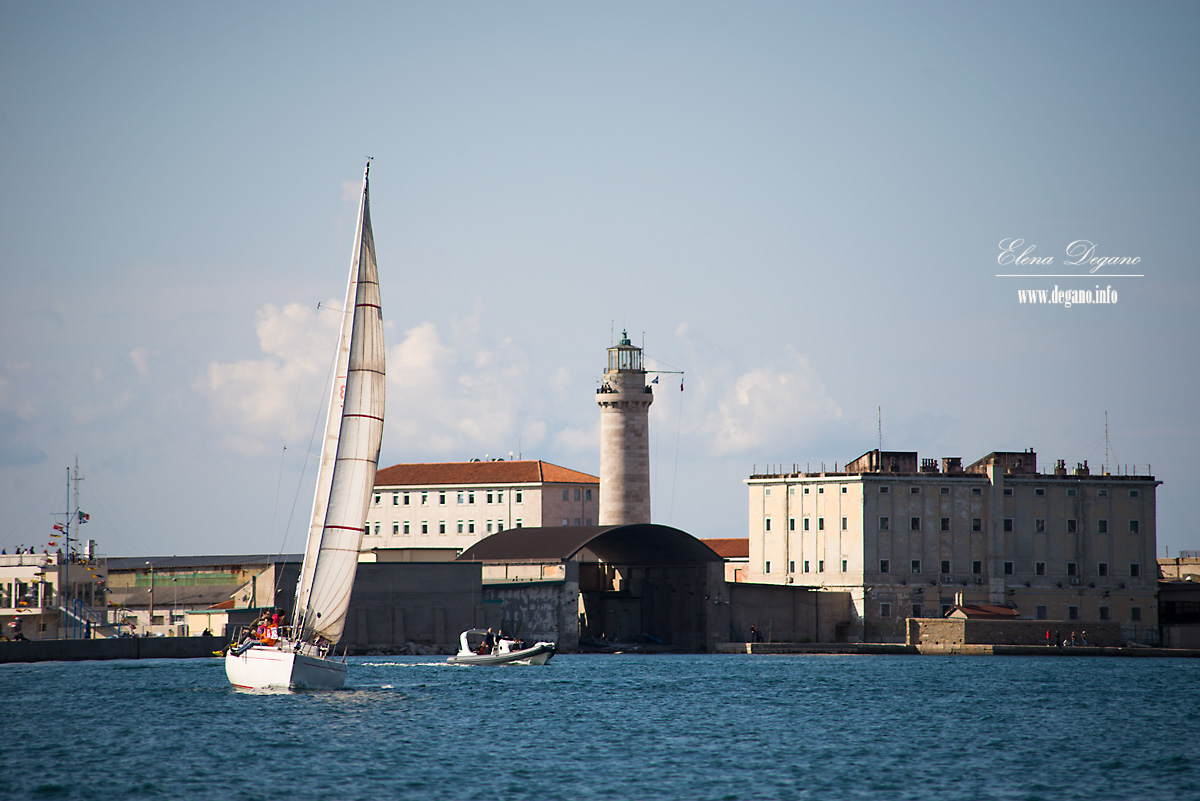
878, 406, 882, 451
1105, 411, 1110, 474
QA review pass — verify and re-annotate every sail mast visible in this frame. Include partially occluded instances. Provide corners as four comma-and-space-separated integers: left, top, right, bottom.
293, 160, 385, 643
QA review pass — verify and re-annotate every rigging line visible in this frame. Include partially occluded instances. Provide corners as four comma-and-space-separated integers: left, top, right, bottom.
669, 381, 684, 525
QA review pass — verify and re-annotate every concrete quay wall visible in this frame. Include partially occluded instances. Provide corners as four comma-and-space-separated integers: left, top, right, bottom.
0, 636, 222, 664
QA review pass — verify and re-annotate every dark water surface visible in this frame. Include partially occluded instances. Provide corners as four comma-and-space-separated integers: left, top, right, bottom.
2, 654, 1197, 800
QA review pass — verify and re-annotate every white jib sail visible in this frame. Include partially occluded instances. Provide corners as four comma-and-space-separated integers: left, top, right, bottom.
293, 163, 385, 644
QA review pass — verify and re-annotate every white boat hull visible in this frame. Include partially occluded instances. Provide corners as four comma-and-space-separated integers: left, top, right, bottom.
225, 644, 347, 690
447, 642, 556, 666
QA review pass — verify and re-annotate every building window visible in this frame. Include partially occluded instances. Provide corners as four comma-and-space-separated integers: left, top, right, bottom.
574, 489, 581, 501
940, 486, 950, 495
841, 559, 848, 572
515, 490, 523, 504
1035, 518, 1045, 533
1130, 563, 1140, 578
562, 489, 569, 501
1035, 488, 1045, 496
1098, 519, 1108, 534
880, 603, 891, 618
457, 521, 464, 534
403, 522, 410, 535
1068, 606, 1079, 621
789, 560, 795, 573
468, 521, 475, 534
487, 521, 495, 533
457, 492, 464, 504
438, 522, 446, 535
373, 522, 380, 535
911, 517, 921, 531
1036, 605, 1048, 620
803, 560, 810, 573
404, 493, 411, 506
585, 518, 592, 526
1004, 518, 1013, 532
880, 559, 890, 574
486, 492, 493, 504
1067, 488, 1077, 497
561, 518, 569, 526
804, 487, 810, 495
373, 493, 381, 505
972, 487, 982, 496
393, 522, 399, 536
1129, 489, 1139, 498
804, 518, 810, 531
1099, 607, 1110, 621
586, 489, 592, 501
940, 517, 950, 532
1067, 519, 1077, 534
1003, 488, 1013, 496
421, 492, 428, 505
1129, 520, 1140, 535
818, 517, 825, 531
910, 486, 920, 495
1098, 489, 1108, 497
439, 492, 446, 505
1131, 607, 1142, 621
1036, 562, 1045, 576
818, 560, 825, 573
789, 518, 796, 531
912, 604, 923, 618
765, 561, 771, 574
972, 561, 982, 574
1067, 562, 1078, 576
468, 492, 475, 504
393, 493, 400, 506
515, 519, 523, 528
941, 560, 951, 574
972, 518, 982, 532
498, 521, 505, 532
789, 487, 795, 495
879, 516, 890, 531
841, 486, 847, 494
1098, 562, 1109, 577
1004, 561, 1014, 575
841, 517, 848, 531
818, 487, 824, 495
765, 518, 772, 532
421, 522, 428, 535
911, 560, 921, 574
880, 486, 889, 494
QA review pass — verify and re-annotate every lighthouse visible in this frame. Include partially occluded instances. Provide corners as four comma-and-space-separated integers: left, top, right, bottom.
596, 331, 654, 525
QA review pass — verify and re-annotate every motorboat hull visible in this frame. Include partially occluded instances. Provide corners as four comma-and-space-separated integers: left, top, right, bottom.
447, 642, 556, 666
225, 644, 347, 690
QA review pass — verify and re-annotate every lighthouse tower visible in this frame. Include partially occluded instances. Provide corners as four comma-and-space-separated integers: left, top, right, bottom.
596, 331, 654, 525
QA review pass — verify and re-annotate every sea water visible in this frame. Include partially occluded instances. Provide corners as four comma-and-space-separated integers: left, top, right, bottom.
2, 654, 1197, 801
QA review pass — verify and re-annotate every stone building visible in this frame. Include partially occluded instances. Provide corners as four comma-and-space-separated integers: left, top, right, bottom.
366, 460, 599, 557
745, 448, 1160, 643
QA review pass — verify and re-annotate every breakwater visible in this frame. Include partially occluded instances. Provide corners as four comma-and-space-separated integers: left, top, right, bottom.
0, 636, 222, 664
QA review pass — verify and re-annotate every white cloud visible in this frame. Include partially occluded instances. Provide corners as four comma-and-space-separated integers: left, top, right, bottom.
201, 301, 340, 455
702, 350, 842, 455
130, 346, 150, 378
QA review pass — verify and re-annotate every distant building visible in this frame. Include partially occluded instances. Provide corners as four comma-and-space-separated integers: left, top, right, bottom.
746, 448, 1161, 643
366, 460, 599, 555
704, 538, 750, 583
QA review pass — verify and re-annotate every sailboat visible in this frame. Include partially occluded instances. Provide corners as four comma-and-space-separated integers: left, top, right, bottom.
225, 161, 386, 690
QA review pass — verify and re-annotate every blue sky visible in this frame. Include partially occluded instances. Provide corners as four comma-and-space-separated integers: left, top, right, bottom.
2, 2, 1197, 558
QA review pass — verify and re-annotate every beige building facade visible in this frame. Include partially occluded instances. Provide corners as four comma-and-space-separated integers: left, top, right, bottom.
746, 449, 1160, 643
367, 460, 599, 555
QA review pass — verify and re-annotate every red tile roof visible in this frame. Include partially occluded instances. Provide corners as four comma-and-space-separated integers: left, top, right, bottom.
703, 538, 750, 559
375, 460, 598, 488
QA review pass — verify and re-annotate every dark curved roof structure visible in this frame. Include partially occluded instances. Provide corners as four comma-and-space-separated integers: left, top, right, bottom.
456, 524, 722, 565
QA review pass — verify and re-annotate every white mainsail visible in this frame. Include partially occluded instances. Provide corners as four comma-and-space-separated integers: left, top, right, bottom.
293, 162, 385, 644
